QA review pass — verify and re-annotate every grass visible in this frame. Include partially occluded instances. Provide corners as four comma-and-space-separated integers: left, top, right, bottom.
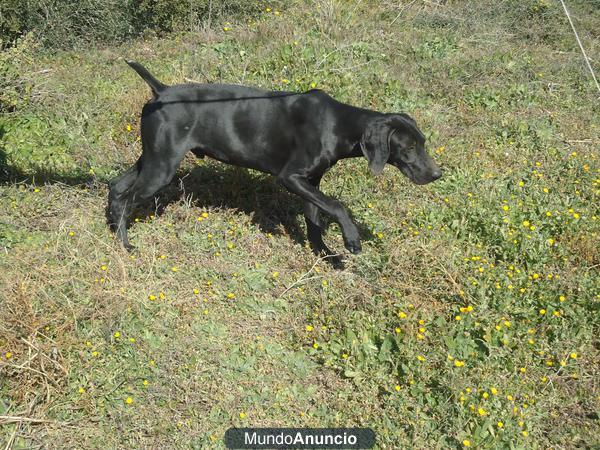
1, 0, 599, 448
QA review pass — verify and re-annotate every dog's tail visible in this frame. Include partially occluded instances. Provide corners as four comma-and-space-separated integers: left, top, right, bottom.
125, 60, 166, 95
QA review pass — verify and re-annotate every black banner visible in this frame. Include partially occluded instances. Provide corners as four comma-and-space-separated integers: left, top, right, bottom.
224, 428, 376, 449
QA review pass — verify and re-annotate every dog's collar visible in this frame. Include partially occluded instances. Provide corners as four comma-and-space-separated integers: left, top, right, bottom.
387, 128, 398, 149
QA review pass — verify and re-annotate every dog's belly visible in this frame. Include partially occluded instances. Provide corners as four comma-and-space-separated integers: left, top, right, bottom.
196, 143, 288, 175
184, 117, 293, 175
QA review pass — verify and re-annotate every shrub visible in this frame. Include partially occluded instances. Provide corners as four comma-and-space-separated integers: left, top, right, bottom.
0, 33, 38, 112
132, 0, 266, 34
0, 0, 278, 49
1, 0, 134, 49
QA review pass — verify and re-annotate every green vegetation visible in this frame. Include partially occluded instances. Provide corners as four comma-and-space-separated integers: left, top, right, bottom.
0, 0, 282, 48
1, 0, 598, 448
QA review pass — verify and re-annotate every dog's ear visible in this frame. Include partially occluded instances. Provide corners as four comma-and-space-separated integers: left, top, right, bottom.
361, 114, 424, 176
397, 113, 425, 140
398, 113, 416, 125
360, 116, 393, 176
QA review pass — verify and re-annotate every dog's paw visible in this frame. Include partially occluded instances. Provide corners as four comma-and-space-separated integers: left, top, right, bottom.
345, 240, 362, 255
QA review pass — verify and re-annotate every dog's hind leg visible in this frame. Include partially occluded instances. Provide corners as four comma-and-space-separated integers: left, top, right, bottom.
110, 148, 186, 250
108, 161, 141, 249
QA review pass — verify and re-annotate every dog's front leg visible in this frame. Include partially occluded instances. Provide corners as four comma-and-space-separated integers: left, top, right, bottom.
304, 201, 331, 255
302, 175, 331, 255
279, 173, 361, 254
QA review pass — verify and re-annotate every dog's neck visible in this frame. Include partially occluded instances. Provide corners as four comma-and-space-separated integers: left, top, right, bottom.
334, 103, 382, 160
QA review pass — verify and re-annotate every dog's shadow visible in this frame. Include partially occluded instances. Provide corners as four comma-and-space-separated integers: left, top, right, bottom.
128, 161, 374, 262
156, 163, 305, 243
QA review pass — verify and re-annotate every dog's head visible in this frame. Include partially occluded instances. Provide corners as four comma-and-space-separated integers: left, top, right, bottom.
360, 113, 441, 184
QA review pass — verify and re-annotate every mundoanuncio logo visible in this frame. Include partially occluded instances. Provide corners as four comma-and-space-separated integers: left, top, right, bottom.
224, 428, 376, 449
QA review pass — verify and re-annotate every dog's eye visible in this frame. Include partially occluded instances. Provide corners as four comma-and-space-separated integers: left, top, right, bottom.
400, 147, 416, 163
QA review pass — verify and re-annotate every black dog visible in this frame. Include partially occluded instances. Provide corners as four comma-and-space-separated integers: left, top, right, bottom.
108, 61, 441, 257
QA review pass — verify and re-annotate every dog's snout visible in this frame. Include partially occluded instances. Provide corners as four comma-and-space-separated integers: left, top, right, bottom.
430, 168, 442, 180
